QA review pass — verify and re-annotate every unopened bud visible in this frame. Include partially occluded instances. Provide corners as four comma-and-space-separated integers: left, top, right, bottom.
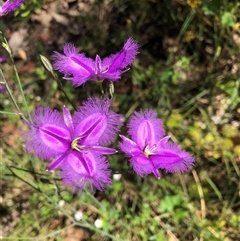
109, 81, 114, 99
2, 43, 11, 54
39, 54, 54, 73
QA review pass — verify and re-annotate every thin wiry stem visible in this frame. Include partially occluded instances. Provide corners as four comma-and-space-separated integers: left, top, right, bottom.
54, 72, 77, 111
0, 69, 28, 122
0, 110, 24, 117
1, 33, 32, 122
39, 54, 77, 111
6, 165, 41, 192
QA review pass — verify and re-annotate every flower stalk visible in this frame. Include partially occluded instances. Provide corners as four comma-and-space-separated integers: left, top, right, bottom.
1, 34, 32, 122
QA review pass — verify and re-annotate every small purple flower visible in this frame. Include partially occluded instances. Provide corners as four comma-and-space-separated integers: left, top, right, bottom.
119, 110, 195, 179
24, 97, 123, 192
0, 0, 25, 17
53, 37, 139, 87
0, 83, 6, 93
0, 55, 6, 63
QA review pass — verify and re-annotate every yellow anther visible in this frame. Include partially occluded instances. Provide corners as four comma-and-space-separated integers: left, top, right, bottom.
71, 137, 81, 152
143, 145, 157, 158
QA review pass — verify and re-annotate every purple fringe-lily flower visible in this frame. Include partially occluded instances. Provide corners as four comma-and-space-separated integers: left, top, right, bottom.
24, 97, 123, 192
0, 0, 25, 17
119, 110, 195, 179
53, 37, 139, 87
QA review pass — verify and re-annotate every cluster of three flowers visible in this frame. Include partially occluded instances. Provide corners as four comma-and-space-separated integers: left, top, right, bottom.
24, 38, 194, 192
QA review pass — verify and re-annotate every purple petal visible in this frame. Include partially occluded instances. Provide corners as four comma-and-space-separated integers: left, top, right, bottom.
24, 106, 71, 159
64, 74, 92, 87
0, 0, 25, 16
95, 55, 102, 74
39, 124, 71, 149
63, 106, 74, 135
118, 135, 142, 157
0, 83, 6, 93
70, 55, 94, 76
68, 151, 93, 176
158, 136, 171, 144
98, 69, 122, 81
90, 146, 117, 155
74, 97, 123, 145
151, 142, 195, 173
74, 112, 109, 145
53, 43, 95, 86
47, 150, 71, 171
60, 152, 111, 192
128, 109, 165, 150
101, 37, 139, 79
121, 37, 139, 66
119, 135, 160, 178
0, 55, 6, 63
130, 154, 160, 178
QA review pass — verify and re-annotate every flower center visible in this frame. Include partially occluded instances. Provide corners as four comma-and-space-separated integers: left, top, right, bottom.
71, 137, 82, 152
144, 144, 157, 158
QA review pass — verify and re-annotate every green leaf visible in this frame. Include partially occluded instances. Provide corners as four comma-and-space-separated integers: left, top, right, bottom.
159, 195, 182, 212
202, 0, 223, 15
221, 12, 235, 28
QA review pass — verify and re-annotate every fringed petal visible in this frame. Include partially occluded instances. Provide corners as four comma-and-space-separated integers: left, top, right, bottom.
128, 109, 165, 149
52, 43, 95, 86
151, 142, 195, 173
119, 135, 142, 157
60, 152, 111, 192
24, 106, 71, 159
101, 37, 139, 77
0, 0, 25, 16
74, 97, 123, 145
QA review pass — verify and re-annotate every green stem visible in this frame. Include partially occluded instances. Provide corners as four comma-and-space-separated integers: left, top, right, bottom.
6, 165, 40, 192
0, 69, 28, 122
54, 74, 77, 111
1, 34, 32, 122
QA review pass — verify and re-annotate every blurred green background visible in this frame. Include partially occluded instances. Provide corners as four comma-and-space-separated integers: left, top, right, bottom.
1, 0, 240, 240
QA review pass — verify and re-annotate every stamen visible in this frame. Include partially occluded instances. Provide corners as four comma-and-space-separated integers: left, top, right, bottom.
100, 66, 109, 74
71, 137, 81, 152
144, 144, 157, 157
143, 145, 161, 179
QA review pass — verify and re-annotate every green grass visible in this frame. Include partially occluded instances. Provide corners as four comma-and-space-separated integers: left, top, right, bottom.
1, 0, 240, 240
